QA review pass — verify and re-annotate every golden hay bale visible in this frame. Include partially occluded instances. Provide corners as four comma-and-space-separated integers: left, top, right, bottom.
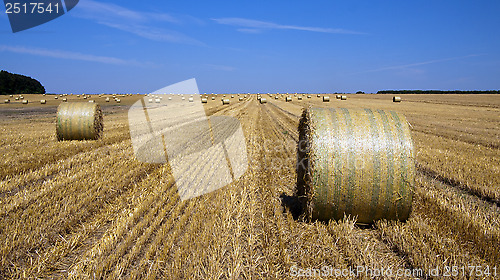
239, 97, 244, 101
298, 96, 303, 100
116, 99, 121, 103
105, 97, 110, 102
336, 94, 341, 99
9, 94, 13, 97
307, 95, 312, 98
201, 98, 208, 103
56, 102, 103, 141
286, 97, 292, 102
54, 96, 59, 100
62, 98, 68, 102
212, 96, 216, 100
155, 98, 160, 103
20, 96, 24, 99
88, 100, 95, 103
323, 96, 330, 102
40, 100, 46, 104
341, 95, 347, 100
22, 100, 28, 104
297, 108, 415, 224
231, 95, 234, 98
260, 98, 267, 104
15, 97, 19, 101
222, 99, 230, 105
317, 94, 321, 98
4, 99, 10, 103
393, 96, 402, 102
275, 96, 279, 99
189, 97, 194, 102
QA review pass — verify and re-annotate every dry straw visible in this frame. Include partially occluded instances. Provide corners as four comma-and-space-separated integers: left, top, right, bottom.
336, 95, 341, 99
393, 96, 402, 102
22, 100, 28, 104
62, 98, 68, 102
286, 97, 292, 102
222, 99, 230, 105
296, 108, 415, 224
40, 100, 46, 104
189, 97, 194, 102
341, 95, 347, 100
260, 98, 267, 104
239, 97, 244, 101
4, 99, 10, 103
323, 96, 330, 102
275, 96, 279, 99
56, 102, 103, 141
201, 98, 208, 103
298, 96, 303, 100
55, 96, 59, 99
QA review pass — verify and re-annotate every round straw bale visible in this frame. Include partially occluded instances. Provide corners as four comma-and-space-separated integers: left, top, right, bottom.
116, 99, 121, 103
260, 98, 267, 104
222, 99, 230, 105
20, 96, 24, 99
239, 97, 244, 101
286, 97, 292, 102
62, 98, 68, 102
317, 94, 320, 98
336, 94, 341, 99
296, 108, 414, 224
15, 97, 19, 101
298, 96, 303, 100
55, 96, 59, 99
212, 96, 215, 100
323, 96, 330, 102
4, 99, 10, 103
393, 96, 402, 102
155, 98, 160, 103
22, 100, 28, 104
307, 95, 312, 98
201, 98, 208, 103
88, 100, 95, 103
105, 97, 110, 102
189, 97, 194, 102
275, 96, 279, 99
56, 102, 103, 141
9, 94, 13, 97
341, 95, 347, 100
40, 100, 46, 104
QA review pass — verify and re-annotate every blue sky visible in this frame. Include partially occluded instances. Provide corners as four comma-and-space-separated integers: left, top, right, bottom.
1, 0, 499, 94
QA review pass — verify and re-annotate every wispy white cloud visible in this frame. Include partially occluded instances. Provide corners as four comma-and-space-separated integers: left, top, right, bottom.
212, 18, 364, 34
0, 45, 150, 66
73, 0, 203, 45
355, 54, 486, 74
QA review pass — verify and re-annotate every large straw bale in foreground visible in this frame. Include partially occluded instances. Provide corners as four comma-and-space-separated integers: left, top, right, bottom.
56, 102, 103, 141
297, 108, 415, 224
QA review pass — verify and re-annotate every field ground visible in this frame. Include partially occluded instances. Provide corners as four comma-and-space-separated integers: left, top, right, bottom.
0, 93, 499, 279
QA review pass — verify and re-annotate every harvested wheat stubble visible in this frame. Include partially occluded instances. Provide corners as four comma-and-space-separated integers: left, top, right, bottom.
56, 102, 104, 141
297, 108, 415, 224
393, 96, 402, 102
323, 96, 330, 102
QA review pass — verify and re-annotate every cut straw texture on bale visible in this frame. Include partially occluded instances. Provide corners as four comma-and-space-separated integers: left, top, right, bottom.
56, 102, 103, 141
297, 108, 415, 224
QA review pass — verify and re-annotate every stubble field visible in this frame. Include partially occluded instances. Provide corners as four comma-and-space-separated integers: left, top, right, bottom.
0, 93, 499, 279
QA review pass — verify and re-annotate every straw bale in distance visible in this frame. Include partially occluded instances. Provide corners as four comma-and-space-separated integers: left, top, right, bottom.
56, 102, 103, 141
22, 100, 28, 104
286, 97, 292, 102
4, 99, 10, 103
336, 94, 341, 99
323, 96, 330, 102
222, 99, 230, 105
40, 100, 46, 104
393, 96, 402, 102
341, 95, 347, 100
201, 98, 208, 103
296, 108, 415, 224
260, 98, 267, 104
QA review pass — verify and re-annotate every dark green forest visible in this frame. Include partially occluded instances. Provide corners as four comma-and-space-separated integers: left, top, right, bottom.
377, 90, 500, 94
0, 70, 45, 95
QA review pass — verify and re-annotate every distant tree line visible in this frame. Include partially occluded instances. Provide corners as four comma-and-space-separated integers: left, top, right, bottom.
377, 90, 499, 94
0, 70, 45, 95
